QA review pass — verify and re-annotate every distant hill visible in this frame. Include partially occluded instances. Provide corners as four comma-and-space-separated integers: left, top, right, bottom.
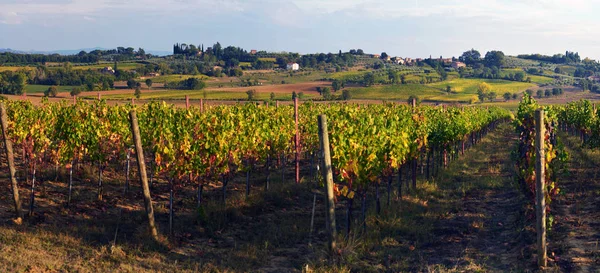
0, 48, 171, 56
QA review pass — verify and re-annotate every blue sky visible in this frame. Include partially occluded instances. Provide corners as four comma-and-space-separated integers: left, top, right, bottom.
1, 0, 599, 59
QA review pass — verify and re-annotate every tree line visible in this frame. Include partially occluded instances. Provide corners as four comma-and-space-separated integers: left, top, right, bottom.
0, 47, 149, 64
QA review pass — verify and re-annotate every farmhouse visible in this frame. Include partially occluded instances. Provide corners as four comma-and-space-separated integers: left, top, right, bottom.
440, 58, 453, 64
250, 50, 257, 55
148, 72, 161, 77
101, 66, 115, 74
451, 61, 466, 69
372, 54, 381, 59
394, 58, 405, 65
286, 63, 300, 71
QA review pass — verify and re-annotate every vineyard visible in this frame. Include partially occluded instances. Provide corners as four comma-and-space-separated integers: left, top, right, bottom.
3, 97, 600, 271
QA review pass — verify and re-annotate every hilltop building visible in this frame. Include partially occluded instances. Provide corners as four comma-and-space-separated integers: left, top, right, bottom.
287, 63, 299, 71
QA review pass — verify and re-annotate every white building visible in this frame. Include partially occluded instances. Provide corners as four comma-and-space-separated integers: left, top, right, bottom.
286, 63, 300, 71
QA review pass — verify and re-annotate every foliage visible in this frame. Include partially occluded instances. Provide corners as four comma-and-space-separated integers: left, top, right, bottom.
512, 94, 567, 226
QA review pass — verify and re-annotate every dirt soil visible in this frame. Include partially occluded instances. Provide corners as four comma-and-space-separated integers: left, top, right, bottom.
551, 131, 600, 272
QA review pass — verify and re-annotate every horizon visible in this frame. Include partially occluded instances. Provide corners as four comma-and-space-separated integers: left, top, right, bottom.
1, 0, 600, 60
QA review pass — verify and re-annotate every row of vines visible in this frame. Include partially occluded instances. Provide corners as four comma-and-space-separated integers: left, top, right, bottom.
1, 98, 511, 236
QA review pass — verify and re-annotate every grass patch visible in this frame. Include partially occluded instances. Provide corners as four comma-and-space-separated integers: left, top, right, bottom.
428, 78, 536, 95
145, 74, 209, 83
98, 89, 318, 100
26, 84, 78, 94
347, 84, 445, 101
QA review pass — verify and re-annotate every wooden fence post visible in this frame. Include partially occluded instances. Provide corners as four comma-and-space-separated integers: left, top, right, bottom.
97, 92, 101, 100
535, 109, 547, 268
0, 103, 23, 220
294, 97, 300, 184
318, 115, 337, 251
129, 110, 159, 241
185, 95, 189, 109
200, 99, 204, 113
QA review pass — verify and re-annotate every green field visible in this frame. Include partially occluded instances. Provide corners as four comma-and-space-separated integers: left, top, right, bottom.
96, 89, 319, 101
501, 68, 554, 84
347, 84, 448, 101
428, 78, 536, 95
0, 66, 35, 72
68, 62, 139, 71
145, 74, 209, 83
25, 84, 77, 94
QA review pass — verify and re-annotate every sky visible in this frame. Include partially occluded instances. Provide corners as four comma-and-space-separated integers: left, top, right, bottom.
1, 0, 600, 59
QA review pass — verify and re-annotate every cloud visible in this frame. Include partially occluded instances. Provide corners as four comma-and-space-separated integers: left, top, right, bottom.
0, 11, 22, 24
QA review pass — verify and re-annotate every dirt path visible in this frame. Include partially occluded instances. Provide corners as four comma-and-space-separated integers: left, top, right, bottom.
416, 123, 536, 272
552, 133, 600, 272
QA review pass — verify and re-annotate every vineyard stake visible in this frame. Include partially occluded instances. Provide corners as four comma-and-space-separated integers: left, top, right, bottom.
318, 115, 337, 250
309, 193, 317, 245
129, 110, 159, 241
200, 99, 204, 113
0, 103, 23, 220
535, 109, 547, 268
294, 97, 300, 184
185, 95, 189, 109
97, 92, 101, 100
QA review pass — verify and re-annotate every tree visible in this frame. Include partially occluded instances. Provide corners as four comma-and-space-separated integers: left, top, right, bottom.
487, 92, 497, 102
127, 79, 137, 89
512, 93, 518, 99
514, 71, 525, 82
342, 89, 352, 100
70, 87, 82, 97
363, 72, 375, 87
134, 86, 141, 99
321, 87, 332, 100
536, 89, 544, 98
554, 67, 563, 74
270, 92, 276, 100
292, 91, 297, 100
44, 85, 58, 97
484, 51, 505, 68
381, 52, 388, 59
246, 89, 257, 101
446, 85, 452, 93
478, 82, 491, 94
407, 95, 420, 105
459, 49, 481, 66
525, 89, 534, 96
145, 79, 153, 90
332, 79, 343, 91
503, 92, 511, 101
545, 89, 552, 97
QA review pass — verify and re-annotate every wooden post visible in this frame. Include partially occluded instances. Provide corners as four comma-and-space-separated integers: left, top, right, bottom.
129, 110, 159, 241
73, 96, 76, 105
0, 103, 23, 220
276, 100, 279, 108
318, 115, 336, 250
294, 97, 300, 184
97, 92, 101, 100
411, 98, 416, 108
535, 109, 547, 268
131, 98, 135, 105
185, 95, 189, 109
200, 99, 204, 113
